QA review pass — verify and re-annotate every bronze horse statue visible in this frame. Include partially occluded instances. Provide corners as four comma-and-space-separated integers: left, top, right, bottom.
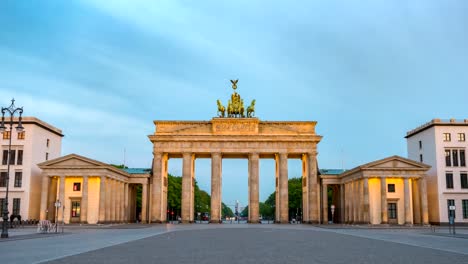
246, 99, 255, 118
217, 100, 225, 117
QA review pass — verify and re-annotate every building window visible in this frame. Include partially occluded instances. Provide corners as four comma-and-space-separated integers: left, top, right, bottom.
2, 150, 8, 165
458, 133, 466, 142
420, 154, 423, 162
388, 203, 397, 219
0, 172, 7, 187
45, 152, 49, 161
387, 184, 395, 193
12, 198, 20, 215
71, 201, 81, 217
14, 171, 22, 188
73, 182, 81, 191
447, 199, 455, 218
461, 150, 466, 167
461, 173, 468, 189
445, 150, 452, 167
443, 133, 451, 141
445, 149, 466, 167
446, 173, 454, 189
17, 131, 25, 140
2, 131, 10, 140
419, 140, 422, 150
46, 139, 50, 147
453, 150, 459, 167
463, 200, 468, 219
17, 150, 23, 165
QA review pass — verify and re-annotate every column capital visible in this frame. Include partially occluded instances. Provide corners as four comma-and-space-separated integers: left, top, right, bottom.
249, 152, 259, 159
211, 152, 222, 158
307, 151, 318, 156
278, 152, 288, 159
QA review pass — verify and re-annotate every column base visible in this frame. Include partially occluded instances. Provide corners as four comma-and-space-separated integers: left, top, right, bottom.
381, 221, 388, 224
405, 222, 413, 226
209, 220, 222, 224
181, 220, 194, 224
275, 221, 290, 224
247, 220, 262, 224
307, 220, 319, 224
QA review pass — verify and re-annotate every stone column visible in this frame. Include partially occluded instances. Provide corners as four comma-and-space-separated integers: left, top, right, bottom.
81, 176, 89, 223
404, 178, 412, 225
308, 152, 319, 224
412, 179, 421, 225
357, 180, 363, 223
352, 180, 357, 223
248, 153, 260, 223
380, 178, 388, 224
39, 174, 50, 220
58, 175, 66, 221
111, 179, 117, 222
117, 181, 123, 222
279, 153, 289, 223
275, 154, 280, 222
340, 184, 345, 223
142, 183, 148, 223
98, 176, 106, 223
210, 153, 222, 223
151, 153, 163, 223
301, 154, 309, 223
182, 153, 194, 223
363, 177, 369, 224
322, 184, 328, 224
124, 183, 129, 222
47, 178, 58, 221
419, 177, 429, 225
190, 154, 195, 222
105, 178, 111, 222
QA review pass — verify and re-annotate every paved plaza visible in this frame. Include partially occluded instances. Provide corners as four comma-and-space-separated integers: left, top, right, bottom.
0, 224, 467, 264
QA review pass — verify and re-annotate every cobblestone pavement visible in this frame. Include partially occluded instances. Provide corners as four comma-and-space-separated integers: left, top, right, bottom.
1, 224, 467, 264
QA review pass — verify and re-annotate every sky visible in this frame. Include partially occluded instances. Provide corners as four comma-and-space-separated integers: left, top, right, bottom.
1, 0, 468, 207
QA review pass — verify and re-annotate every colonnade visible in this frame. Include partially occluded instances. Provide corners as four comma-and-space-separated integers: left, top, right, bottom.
39, 174, 143, 224
150, 152, 320, 224
340, 177, 429, 225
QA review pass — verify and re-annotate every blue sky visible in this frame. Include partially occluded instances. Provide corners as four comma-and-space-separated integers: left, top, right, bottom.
1, 0, 468, 207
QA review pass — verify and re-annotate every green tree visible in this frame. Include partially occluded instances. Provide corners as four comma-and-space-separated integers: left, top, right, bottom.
222, 203, 234, 217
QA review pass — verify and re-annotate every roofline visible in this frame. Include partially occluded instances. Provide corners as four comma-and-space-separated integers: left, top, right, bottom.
9, 117, 64, 137
406, 118, 468, 138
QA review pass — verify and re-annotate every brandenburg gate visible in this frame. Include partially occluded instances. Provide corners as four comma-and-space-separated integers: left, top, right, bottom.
148, 80, 322, 223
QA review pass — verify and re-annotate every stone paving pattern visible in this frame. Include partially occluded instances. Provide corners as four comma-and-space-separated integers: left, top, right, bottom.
0, 224, 467, 264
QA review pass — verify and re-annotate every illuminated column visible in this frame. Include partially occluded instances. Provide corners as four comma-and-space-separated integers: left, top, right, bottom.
381, 178, 388, 224
363, 177, 369, 224
81, 176, 89, 223
279, 153, 289, 223
308, 152, 319, 224
301, 154, 309, 223
340, 184, 345, 223
182, 153, 194, 223
248, 153, 260, 223
105, 178, 111, 222
98, 176, 106, 223
275, 154, 280, 222
39, 173, 50, 220
404, 178, 412, 225
419, 177, 429, 225
58, 175, 65, 221
210, 153, 222, 223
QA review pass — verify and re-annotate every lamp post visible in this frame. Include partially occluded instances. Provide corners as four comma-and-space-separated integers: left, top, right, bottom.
0, 99, 24, 239
54, 200, 61, 233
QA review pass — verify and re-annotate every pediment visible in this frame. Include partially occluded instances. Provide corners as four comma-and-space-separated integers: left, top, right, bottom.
38, 154, 106, 168
363, 156, 430, 170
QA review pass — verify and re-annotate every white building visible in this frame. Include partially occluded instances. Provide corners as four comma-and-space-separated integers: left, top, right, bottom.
0, 117, 63, 221
406, 119, 468, 225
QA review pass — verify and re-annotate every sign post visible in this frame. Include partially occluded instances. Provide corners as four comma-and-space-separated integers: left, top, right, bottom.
54, 200, 61, 233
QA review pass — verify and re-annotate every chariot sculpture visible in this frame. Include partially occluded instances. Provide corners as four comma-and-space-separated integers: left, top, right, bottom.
216, 80, 255, 118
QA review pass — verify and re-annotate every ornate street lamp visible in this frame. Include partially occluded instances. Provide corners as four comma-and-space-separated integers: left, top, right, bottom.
0, 99, 24, 239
